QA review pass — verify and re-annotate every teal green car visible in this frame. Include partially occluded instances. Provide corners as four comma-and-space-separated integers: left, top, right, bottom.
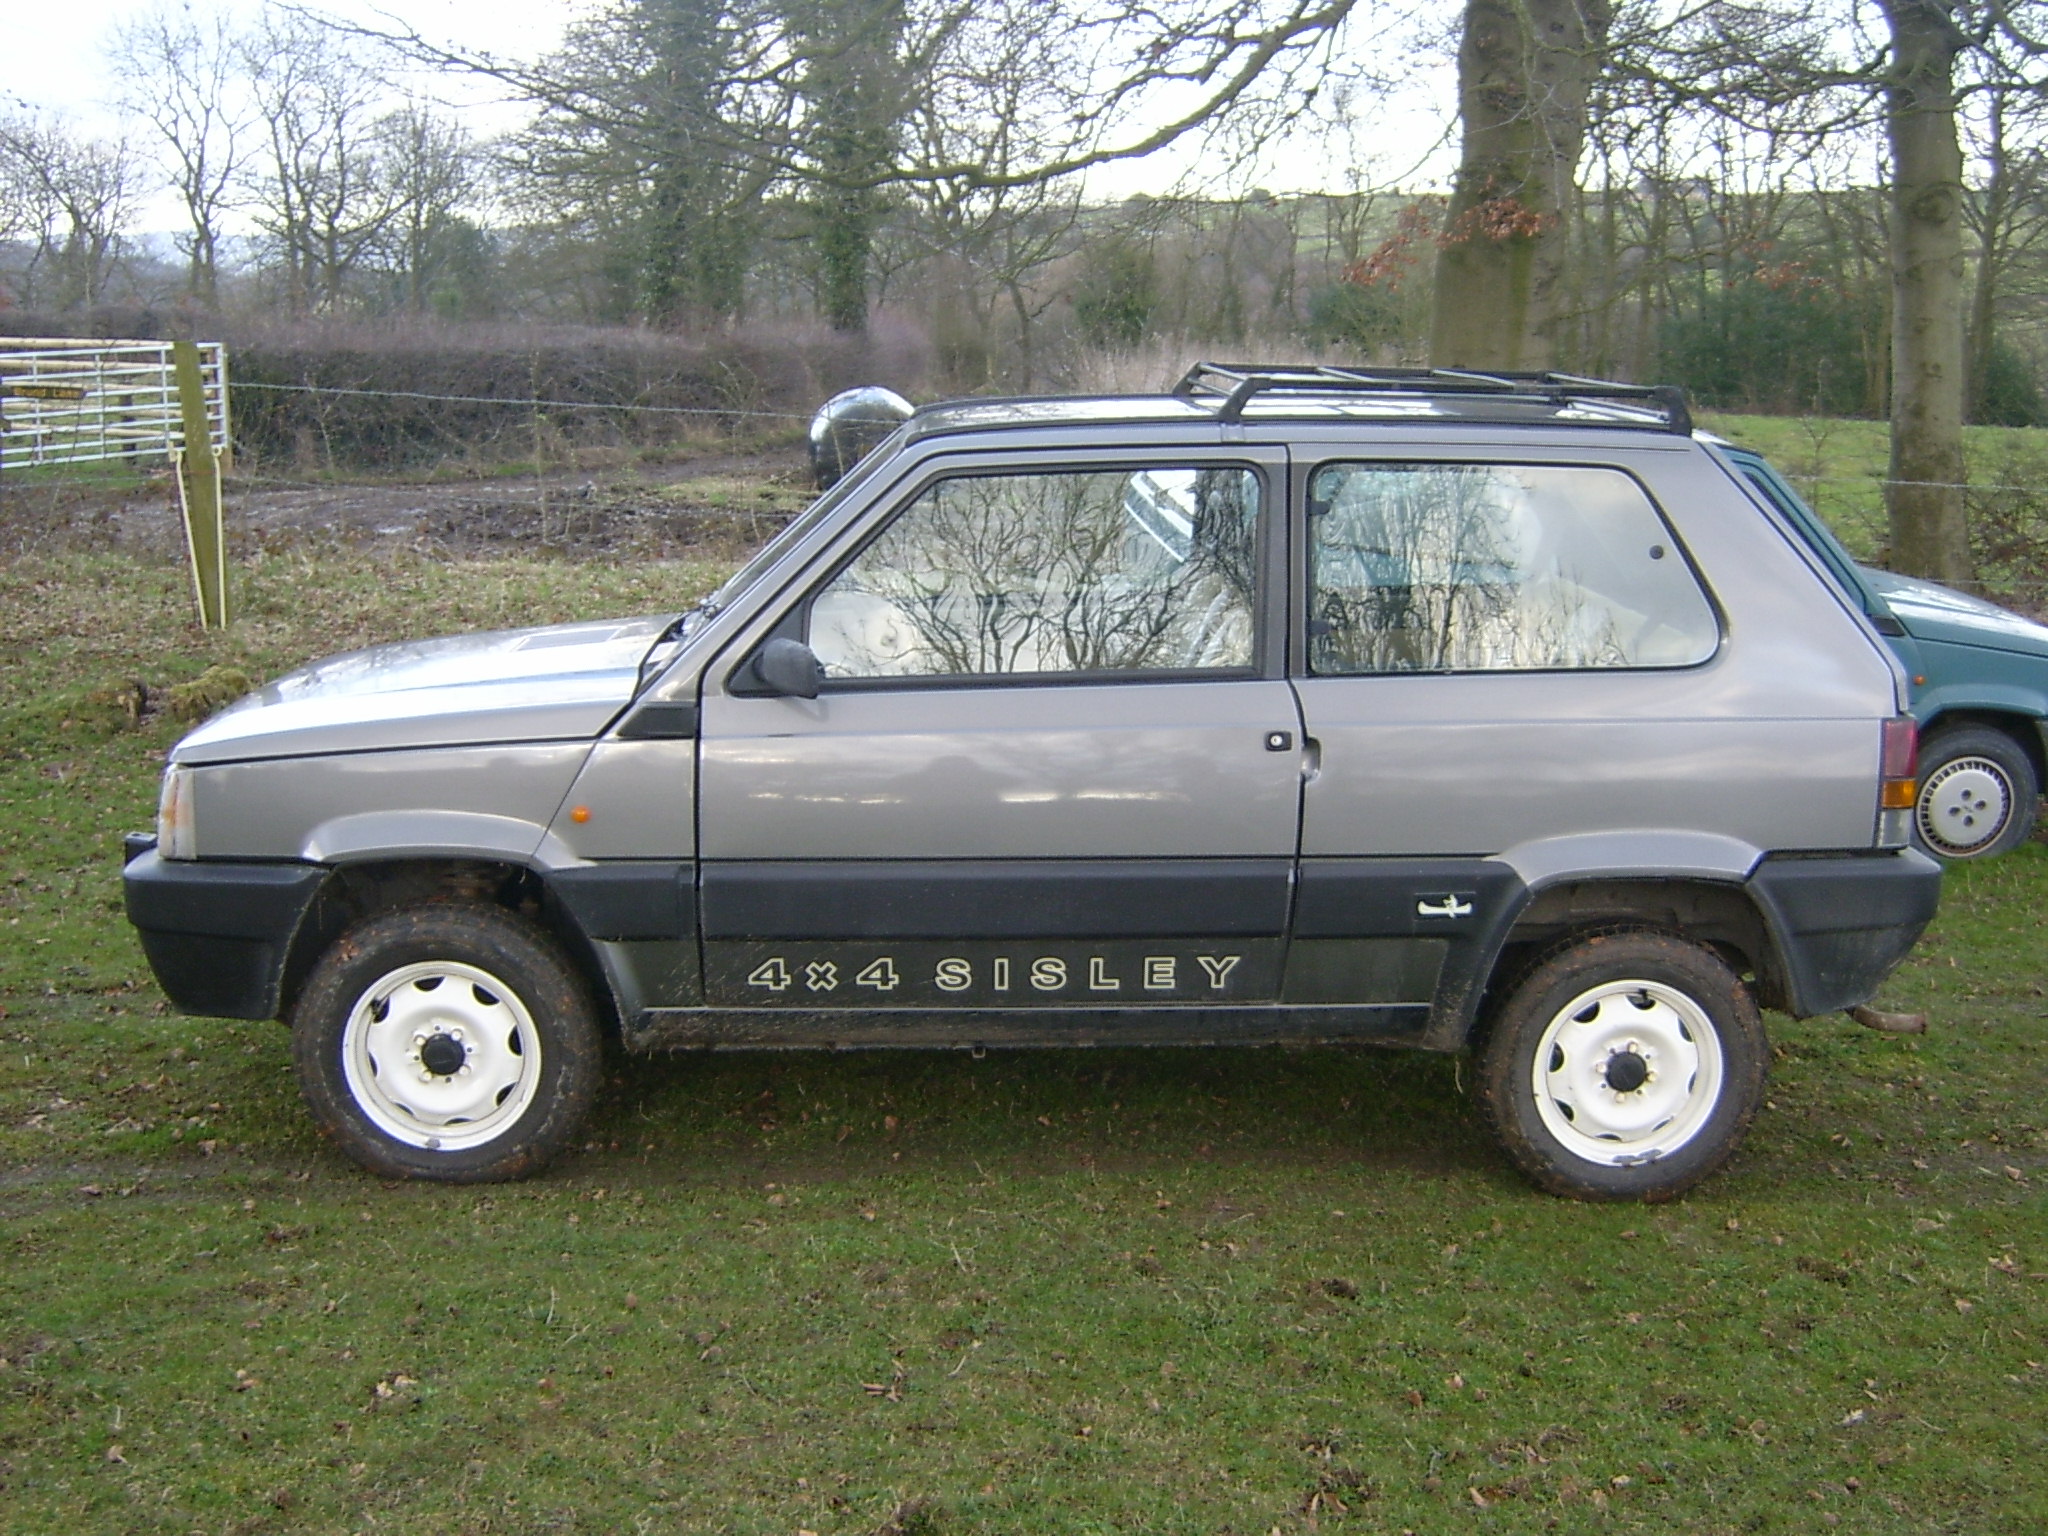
1721, 445, 2048, 860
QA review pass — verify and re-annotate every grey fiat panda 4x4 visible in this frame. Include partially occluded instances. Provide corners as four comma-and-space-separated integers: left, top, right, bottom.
123, 364, 1943, 1201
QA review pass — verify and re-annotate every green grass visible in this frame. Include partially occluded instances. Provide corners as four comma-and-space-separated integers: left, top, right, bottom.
5, 524, 2048, 1532
1700, 412, 2048, 581
0, 460, 155, 492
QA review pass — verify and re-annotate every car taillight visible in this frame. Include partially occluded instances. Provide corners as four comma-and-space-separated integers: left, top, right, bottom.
1880, 717, 1918, 811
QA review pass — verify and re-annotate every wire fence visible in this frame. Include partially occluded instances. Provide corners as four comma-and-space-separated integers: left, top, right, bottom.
232, 379, 813, 424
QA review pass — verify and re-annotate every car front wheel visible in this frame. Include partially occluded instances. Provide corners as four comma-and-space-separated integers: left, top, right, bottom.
1914, 724, 2040, 861
1476, 932, 1768, 1201
290, 904, 601, 1182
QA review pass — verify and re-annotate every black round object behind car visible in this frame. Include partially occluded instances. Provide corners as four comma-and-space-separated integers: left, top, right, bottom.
809, 386, 914, 490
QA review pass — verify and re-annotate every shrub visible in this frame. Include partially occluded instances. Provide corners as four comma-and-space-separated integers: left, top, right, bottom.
1965, 431, 2048, 602
1073, 240, 1158, 350
1304, 281, 1403, 350
1972, 339, 2047, 428
1660, 263, 1882, 417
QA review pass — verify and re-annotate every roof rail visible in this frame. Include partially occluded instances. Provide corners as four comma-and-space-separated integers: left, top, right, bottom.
1171, 362, 1694, 436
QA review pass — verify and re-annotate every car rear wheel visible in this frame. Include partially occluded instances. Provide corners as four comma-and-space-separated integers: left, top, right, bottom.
1914, 724, 2039, 861
290, 904, 601, 1182
1476, 932, 1767, 1202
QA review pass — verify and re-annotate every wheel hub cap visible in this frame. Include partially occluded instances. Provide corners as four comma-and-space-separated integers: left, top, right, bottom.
1917, 756, 2013, 856
416, 1031, 469, 1077
1531, 980, 1726, 1167
1602, 1046, 1651, 1094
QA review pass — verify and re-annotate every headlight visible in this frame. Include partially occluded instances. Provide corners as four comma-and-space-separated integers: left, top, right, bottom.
156, 766, 196, 860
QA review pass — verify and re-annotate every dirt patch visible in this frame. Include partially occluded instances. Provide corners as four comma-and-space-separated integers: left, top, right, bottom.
0, 441, 812, 562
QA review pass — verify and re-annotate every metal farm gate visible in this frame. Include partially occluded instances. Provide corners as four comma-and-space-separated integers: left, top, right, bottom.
0, 337, 231, 470
1, 337, 235, 626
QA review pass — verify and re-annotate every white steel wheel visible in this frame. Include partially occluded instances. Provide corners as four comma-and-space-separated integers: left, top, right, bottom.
1476, 931, 1768, 1202
1529, 978, 1723, 1166
340, 959, 543, 1152
292, 903, 601, 1182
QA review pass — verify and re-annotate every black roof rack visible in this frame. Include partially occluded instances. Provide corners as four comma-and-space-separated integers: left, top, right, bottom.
1172, 362, 1694, 436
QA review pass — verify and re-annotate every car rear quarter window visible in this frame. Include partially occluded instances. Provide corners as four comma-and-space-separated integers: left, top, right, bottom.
1308, 462, 1717, 674
810, 466, 1263, 679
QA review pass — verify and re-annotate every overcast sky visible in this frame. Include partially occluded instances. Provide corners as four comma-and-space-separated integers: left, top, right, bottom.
1, 1, 1456, 229
0, 1, 581, 129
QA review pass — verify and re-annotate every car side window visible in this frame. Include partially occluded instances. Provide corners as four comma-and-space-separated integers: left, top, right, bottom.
1308, 462, 1717, 674
809, 466, 1263, 680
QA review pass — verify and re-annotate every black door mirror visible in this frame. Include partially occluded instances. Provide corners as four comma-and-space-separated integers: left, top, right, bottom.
738, 637, 824, 699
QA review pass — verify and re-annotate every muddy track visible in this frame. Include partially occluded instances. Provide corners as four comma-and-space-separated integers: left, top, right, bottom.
0, 441, 811, 561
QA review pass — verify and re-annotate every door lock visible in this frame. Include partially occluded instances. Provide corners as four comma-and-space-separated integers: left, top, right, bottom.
1264, 730, 1294, 752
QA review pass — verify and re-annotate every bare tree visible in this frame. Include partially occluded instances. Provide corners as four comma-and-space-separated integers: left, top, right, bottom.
1958, 34, 2048, 420
1880, 0, 1972, 582
503, 0, 782, 326
313, 0, 1362, 334
782, 0, 910, 332
244, 10, 396, 313
895, 0, 1088, 383
0, 113, 141, 310
108, 3, 252, 304
1618, 1, 2048, 583
374, 101, 485, 313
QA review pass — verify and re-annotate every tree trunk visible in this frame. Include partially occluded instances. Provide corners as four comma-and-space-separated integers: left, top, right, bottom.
815, 180, 876, 332
1429, 0, 1614, 372
792, 0, 906, 335
1966, 89, 2008, 425
1881, 0, 1972, 584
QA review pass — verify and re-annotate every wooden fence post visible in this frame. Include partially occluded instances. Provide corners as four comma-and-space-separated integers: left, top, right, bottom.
172, 340, 228, 628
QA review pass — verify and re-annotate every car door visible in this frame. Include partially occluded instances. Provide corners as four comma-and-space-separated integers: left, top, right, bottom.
694, 449, 1303, 1025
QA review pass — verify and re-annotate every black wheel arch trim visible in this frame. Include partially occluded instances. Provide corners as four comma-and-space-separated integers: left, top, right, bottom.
124, 846, 696, 1027
123, 849, 330, 1020
1742, 849, 1942, 1017
1373, 850, 1939, 1047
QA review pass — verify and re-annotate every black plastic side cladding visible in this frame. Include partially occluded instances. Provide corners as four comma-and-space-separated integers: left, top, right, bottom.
1291, 858, 1529, 1047
547, 861, 695, 941
544, 862, 704, 1021
1746, 849, 1943, 1017
698, 859, 1293, 941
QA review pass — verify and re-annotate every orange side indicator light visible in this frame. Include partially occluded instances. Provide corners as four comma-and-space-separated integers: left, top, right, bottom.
570, 805, 591, 824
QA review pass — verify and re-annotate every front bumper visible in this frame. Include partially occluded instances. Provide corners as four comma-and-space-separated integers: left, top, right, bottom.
123, 841, 328, 1020
1748, 848, 1943, 1017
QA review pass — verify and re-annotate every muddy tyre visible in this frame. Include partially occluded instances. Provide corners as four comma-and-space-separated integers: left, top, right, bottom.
1475, 932, 1768, 1202
290, 904, 600, 1182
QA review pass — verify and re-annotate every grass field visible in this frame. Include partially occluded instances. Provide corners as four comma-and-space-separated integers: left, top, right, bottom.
4, 443, 2048, 1533
1698, 412, 2048, 593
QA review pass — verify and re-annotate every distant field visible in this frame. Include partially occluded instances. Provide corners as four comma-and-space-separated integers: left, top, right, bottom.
1702, 412, 2048, 589
3, 451, 2048, 1533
